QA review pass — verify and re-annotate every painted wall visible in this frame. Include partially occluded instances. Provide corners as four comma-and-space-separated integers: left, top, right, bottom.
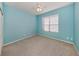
37, 4, 74, 43
74, 3, 79, 50
2, 3, 74, 45
3, 3, 36, 44
0, 2, 3, 55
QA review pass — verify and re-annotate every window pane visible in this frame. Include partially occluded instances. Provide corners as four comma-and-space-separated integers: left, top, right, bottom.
42, 14, 59, 32
50, 25, 58, 32
43, 25, 49, 31
50, 15, 58, 24
43, 17, 49, 24
50, 25, 58, 29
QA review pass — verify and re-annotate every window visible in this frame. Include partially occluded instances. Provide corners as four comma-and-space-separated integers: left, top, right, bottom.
42, 14, 59, 32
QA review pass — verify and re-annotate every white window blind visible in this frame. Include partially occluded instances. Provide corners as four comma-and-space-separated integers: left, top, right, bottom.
42, 17, 49, 31
42, 14, 59, 32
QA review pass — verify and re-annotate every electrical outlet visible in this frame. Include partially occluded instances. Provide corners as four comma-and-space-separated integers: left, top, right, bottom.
66, 37, 73, 40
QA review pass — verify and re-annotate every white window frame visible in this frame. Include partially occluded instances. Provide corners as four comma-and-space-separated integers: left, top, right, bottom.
42, 14, 59, 32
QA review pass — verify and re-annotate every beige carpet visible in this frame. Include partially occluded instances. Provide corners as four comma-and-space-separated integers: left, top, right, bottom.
2, 36, 77, 56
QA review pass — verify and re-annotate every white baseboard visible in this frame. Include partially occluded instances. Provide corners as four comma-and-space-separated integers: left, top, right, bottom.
3, 33, 79, 55
38, 34, 74, 45
73, 43, 79, 56
3, 34, 36, 46
38, 34, 79, 55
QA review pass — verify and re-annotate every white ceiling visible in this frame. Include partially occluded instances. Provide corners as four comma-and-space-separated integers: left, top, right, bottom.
5, 2, 73, 15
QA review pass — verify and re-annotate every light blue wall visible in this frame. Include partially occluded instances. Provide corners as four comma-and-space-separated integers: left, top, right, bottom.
2, 3, 75, 45
74, 3, 79, 50
3, 3, 36, 44
37, 4, 74, 43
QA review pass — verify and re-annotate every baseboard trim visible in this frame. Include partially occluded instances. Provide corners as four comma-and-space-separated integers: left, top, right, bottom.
3, 34, 36, 46
38, 34, 79, 55
38, 34, 74, 45
3, 33, 79, 55
73, 43, 79, 55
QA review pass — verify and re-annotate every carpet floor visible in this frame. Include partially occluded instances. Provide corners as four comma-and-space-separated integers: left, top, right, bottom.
2, 36, 77, 56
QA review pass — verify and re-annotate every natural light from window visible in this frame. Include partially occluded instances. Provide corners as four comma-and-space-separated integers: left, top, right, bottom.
42, 14, 59, 32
